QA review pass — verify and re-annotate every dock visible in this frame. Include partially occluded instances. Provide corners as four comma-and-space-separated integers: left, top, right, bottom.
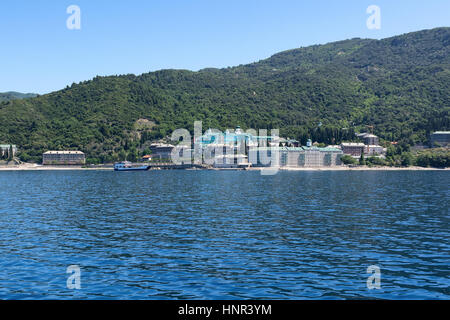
146, 163, 207, 170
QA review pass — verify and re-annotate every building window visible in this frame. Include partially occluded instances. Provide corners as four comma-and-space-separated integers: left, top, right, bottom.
298, 153, 305, 167
281, 152, 287, 166
324, 153, 332, 166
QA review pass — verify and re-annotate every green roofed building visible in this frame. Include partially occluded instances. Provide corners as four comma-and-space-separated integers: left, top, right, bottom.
196, 127, 343, 168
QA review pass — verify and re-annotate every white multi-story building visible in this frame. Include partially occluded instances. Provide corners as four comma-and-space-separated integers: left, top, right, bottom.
250, 146, 343, 167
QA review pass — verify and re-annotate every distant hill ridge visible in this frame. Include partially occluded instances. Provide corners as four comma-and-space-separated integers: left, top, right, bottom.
0, 92, 38, 102
0, 27, 448, 162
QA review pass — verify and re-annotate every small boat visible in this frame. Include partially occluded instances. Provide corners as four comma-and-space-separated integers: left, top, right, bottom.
114, 161, 150, 171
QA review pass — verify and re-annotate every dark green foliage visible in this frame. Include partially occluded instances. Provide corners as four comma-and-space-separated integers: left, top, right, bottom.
126, 147, 139, 162
340, 155, 357, 165
0, 28, 449, 163
366, 156, 388, 166
401, 152, 414, 167
415, 149, 450, 167
141, 148, 151, 156
359, 153, 366, 165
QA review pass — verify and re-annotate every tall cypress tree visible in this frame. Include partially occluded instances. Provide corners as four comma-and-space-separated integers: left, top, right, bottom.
8, 145, 13, 161
359, 152, 365, 166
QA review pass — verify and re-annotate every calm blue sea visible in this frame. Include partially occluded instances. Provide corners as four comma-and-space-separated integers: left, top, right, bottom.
0, 170, 448, 299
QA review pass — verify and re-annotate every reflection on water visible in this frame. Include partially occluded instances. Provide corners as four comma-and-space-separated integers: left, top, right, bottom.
0, 170, 448, 299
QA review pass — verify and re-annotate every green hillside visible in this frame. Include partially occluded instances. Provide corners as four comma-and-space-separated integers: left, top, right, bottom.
0, 27, 449, 163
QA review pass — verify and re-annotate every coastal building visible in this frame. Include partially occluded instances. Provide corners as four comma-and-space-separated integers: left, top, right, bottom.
341, 143, 365, 157
0, 144, 17, 158
249, 146, 343, 167
149, 143, 175, 159
42, 151, 85, 165
353, 133, 385, 156
149, 143, 192, 164
171, 145, 192, 164
430, 131, 450, 147
196, 129, 344, 168
365, 145, 385, 156
212, 154, 251, 169
197, 127, 260, 150
357, 133, 380, 145
363, 134, 379, 146
290, 146, 342, 167
141, 155, 153, 162
196, 127, 270, 166
279, 138, 300, 147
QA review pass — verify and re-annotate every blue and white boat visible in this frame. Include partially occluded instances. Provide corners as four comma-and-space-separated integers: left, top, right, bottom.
114, 161, 150, 171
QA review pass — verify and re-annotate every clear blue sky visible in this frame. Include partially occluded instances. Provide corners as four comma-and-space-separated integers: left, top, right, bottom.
0, 0, 449, 94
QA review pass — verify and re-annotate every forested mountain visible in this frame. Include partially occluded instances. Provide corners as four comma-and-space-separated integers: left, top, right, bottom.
0, 92, 38, 102
0, 27, 448, 163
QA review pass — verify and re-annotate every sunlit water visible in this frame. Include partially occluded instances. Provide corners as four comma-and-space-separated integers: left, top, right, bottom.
0, 170, 448, 299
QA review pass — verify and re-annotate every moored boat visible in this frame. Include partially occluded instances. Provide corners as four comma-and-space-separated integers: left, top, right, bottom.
114, 161, 150, 171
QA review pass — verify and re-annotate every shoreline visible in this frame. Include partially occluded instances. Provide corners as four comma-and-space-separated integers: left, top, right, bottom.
0, 164, 448, 171
0, 164, 112, 171
276, 166, 448, 171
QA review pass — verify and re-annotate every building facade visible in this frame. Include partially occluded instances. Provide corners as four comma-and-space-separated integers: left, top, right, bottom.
195, 127, 344, 168
365, 145, 385, 156
212, 154, 251, 168
356, 133, 380, 145
282, 147, 342, 167
250, 146, 343, 167
43, 151, 86, 165
430, 131, 450, 147
0, 144, 17, 158
149, 143, 175, 159
341, 143, 365, 157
